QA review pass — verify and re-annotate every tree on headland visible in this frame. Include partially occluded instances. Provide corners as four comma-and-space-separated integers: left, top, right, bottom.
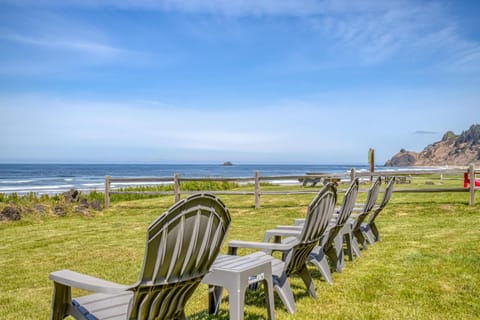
456, 124, 480, 146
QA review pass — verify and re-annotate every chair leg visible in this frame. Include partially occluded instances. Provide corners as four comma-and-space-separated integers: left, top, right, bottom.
344, 225, 361, 258
208, 285, 224, 315
350, 234, 362, 257
298, 265, 317, 299
308, 247, 333, 285
325, 245, 338, 268
370, 222, 380, 242
330, 232, 345, 272
354, 229, 368, 250
362, 224, 376, 245
273, 274, 296, 314
50, 282, 71, 320
344, 231, 354, 261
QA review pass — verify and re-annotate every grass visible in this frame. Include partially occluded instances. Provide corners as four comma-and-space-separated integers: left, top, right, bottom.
0, 180, 479, 319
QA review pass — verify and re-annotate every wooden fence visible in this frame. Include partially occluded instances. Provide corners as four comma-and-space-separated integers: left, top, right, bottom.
104, 164, 479, 209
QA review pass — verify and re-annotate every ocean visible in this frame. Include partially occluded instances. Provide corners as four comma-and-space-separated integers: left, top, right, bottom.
0, 163, 374, 195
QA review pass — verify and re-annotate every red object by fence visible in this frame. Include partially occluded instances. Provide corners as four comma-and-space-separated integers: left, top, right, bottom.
464, 172, 480, 188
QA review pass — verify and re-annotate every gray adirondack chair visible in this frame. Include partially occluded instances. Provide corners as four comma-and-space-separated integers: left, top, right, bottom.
227, 183, 337, 314
361, 176, 395, 244
348, 176, 382, 257
265, 179, 359, 284
49, 193, 231, 320
313, 178, 359, 275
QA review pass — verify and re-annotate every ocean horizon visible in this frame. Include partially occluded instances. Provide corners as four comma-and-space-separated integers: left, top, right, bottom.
0, 163, 434, 195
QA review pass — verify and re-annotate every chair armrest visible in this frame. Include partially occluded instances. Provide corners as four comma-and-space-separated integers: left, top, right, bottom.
49, 270, 131, 294
228, 239, 295, 253
273, 225, 303, 230
293, 218, 305, 226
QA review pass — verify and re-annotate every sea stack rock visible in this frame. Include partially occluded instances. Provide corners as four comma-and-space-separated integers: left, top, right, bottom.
385, 149, 418, 166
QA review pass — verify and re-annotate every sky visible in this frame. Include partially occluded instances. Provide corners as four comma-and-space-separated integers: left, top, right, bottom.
0, 0, 479, 165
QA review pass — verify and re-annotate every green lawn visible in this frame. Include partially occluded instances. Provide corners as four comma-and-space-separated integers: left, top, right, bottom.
1, 184, 479, 319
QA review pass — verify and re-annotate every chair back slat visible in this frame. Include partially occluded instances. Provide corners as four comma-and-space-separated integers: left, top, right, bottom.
164, 214, 186, 282
128, 193, 230, 319
180, 211, 202, 276
151, 229, 168, 285
194, 209, 215, 269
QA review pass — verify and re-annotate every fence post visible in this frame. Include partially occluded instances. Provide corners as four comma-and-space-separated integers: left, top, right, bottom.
104, 176, 111, 209
469, 164, 475, 206
368, 148, 375, 183
174, 174, 181, 203
255, 171, 260, 209
350, 168, 356, 182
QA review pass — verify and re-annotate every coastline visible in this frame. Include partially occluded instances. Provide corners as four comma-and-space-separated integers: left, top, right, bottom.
0, 163, 463, 195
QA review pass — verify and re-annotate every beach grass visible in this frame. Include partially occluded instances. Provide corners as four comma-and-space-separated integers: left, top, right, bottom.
0, 180, 479, 319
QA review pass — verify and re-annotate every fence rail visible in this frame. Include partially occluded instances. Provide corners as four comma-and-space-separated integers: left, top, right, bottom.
104, 165, 479, 208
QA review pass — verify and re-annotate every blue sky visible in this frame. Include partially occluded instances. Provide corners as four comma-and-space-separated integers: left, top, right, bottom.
0, 0, 479, 164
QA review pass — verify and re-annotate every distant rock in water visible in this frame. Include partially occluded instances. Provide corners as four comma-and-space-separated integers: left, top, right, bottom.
385, 124, 480, 166
223, 161, 233, 166
385, 149, 418, 167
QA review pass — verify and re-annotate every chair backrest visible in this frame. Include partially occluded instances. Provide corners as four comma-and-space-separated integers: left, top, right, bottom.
367, 176, 395, 224
336, 178, 360, 226
351, 176, 382, 232
325, 178, 359, 244
128, 193, 231, 319
284, 183, 337, 276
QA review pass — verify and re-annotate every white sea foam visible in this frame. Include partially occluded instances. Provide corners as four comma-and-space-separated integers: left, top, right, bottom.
0, 185, 74, 192
0, 180, 34, 184
0, 164, 377, 195
267, 179, 300, 185
111, 181, 172, 187
81, 183, 104, 187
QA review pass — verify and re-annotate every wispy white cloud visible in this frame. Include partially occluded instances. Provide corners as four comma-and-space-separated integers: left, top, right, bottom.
0, 0, 332, 15
0, 31, 126, 57
2, 0, 479, 73
414, 130, 439, 135
0, 95, 287, 157
0, 9, 151, 75
0, 0, 408, 16
444, 42, 480, 74
308, 3, 437, 62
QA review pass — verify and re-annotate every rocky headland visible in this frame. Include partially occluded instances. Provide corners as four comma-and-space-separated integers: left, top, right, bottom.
385, 124, 480, 167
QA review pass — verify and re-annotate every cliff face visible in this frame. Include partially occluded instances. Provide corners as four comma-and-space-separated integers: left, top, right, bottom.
385, 124, 480, 167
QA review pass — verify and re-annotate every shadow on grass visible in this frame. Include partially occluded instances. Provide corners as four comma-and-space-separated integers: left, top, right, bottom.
188, 287, 272, 319
188, 280, 316, 319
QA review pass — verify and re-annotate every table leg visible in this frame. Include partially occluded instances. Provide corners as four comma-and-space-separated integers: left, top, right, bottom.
208, 285, 224, 314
